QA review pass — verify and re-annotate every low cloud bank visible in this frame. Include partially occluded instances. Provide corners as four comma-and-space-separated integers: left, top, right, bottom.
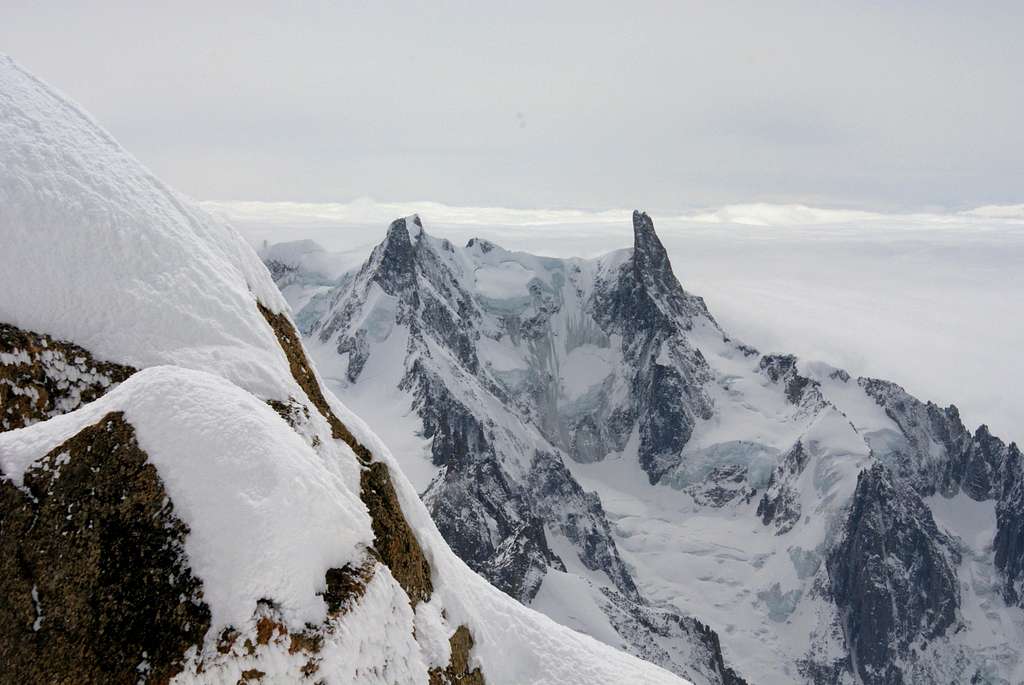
204, 197, 1024, 230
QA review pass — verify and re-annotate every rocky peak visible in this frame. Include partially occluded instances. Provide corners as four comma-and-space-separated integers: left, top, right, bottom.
597, 211, 688, 334
466, 237, 496, 254
606, 210, 713, 333
828, 462, 961, 684
264, 258, 297, 282
995, 442, 1024, 606
952, 422, 1007, 499
372, 217, 420, 295
632, 209, 673, 278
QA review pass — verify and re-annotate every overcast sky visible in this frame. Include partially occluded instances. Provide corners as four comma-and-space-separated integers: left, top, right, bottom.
3, 1, 1023, 211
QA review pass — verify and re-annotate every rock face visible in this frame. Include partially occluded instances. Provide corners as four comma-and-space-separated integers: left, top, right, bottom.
995, 444, 1024, 606
757, 442, 809, 534
428, 625, 485, 685
827, 463, 960, 685
759, 355, 824, 410
281, 215, 745, 683
0, 323, 136, 432
424, 451, 558, 602
0, 412, 209, 683
598, 588, 749, 685
860, 376, 1024, 612
527, 451, 639, 600
591, 211, 713, 484
269, 212, 1024, 684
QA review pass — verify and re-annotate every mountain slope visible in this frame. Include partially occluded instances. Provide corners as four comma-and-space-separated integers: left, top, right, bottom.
274, 213, 1024, 684
0, 54, 688, 685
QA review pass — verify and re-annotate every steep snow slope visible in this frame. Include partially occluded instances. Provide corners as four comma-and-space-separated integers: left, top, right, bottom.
0, 54, 688, 685
274, 214, 1024, 684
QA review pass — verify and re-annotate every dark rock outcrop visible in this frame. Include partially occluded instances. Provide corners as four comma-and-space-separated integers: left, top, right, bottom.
360, 461, 434, 606
828, 463, 960, 685
599, 588, 749, 685
758, 442, 810, 534
406, 362, 491, 468
950, 424, 1009, 501
321, 557, 376, 616
264, 258, 298, 282
0, 412, 210, 683
591, 212, 713, 483
260, 303, 438, 606
636, 362, 697, 483
259, 303, 358, 447
858, 377, 1011, 499
1, 322, 135, 432
528, 451, 639, 600
318, 216, 479, 381
423, 453, 558, 602
372, 217, 420, 296
995, 443, 1024, 606
428, 625, 485, 685
684, 464, 755, 508
759, 354, 822, 408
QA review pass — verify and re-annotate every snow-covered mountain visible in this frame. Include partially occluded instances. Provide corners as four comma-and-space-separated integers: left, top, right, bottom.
270, 213, 1024, 684
0, 55, 691, 685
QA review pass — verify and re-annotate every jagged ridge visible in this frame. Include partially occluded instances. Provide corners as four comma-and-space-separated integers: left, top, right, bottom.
271, 211, 1024, 684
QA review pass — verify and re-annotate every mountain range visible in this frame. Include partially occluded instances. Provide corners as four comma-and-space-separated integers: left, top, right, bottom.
2, 49, 1022, 685
263, 212, 1024, 684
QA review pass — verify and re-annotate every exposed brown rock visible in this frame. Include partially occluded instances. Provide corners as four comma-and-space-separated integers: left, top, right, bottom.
238, 668, 265, 683
300, 659, 320, 677
207, 603, 323, 675
428, 625, 486, 685
266, 397, 310, 428
0, 412, 210, 684
0, 322, 135, 432
322, 556, 376, 616
257, 303, 368, 459
255, 616, 283, 646
289, 630, 325, 655
218, 628, 241, 654
257, 302, 484, 679
360, 461, 434, 606
259, 303, 433, 606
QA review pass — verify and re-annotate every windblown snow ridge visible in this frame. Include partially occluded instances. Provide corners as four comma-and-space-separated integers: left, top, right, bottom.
0, 54, 690, 685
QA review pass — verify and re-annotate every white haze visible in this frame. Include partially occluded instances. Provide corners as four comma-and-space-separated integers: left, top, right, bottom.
205, 199, 1024, 444
5, 3, 1023, 210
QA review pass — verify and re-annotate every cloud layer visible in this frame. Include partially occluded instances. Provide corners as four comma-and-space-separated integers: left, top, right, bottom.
3, 2, 1022, 209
